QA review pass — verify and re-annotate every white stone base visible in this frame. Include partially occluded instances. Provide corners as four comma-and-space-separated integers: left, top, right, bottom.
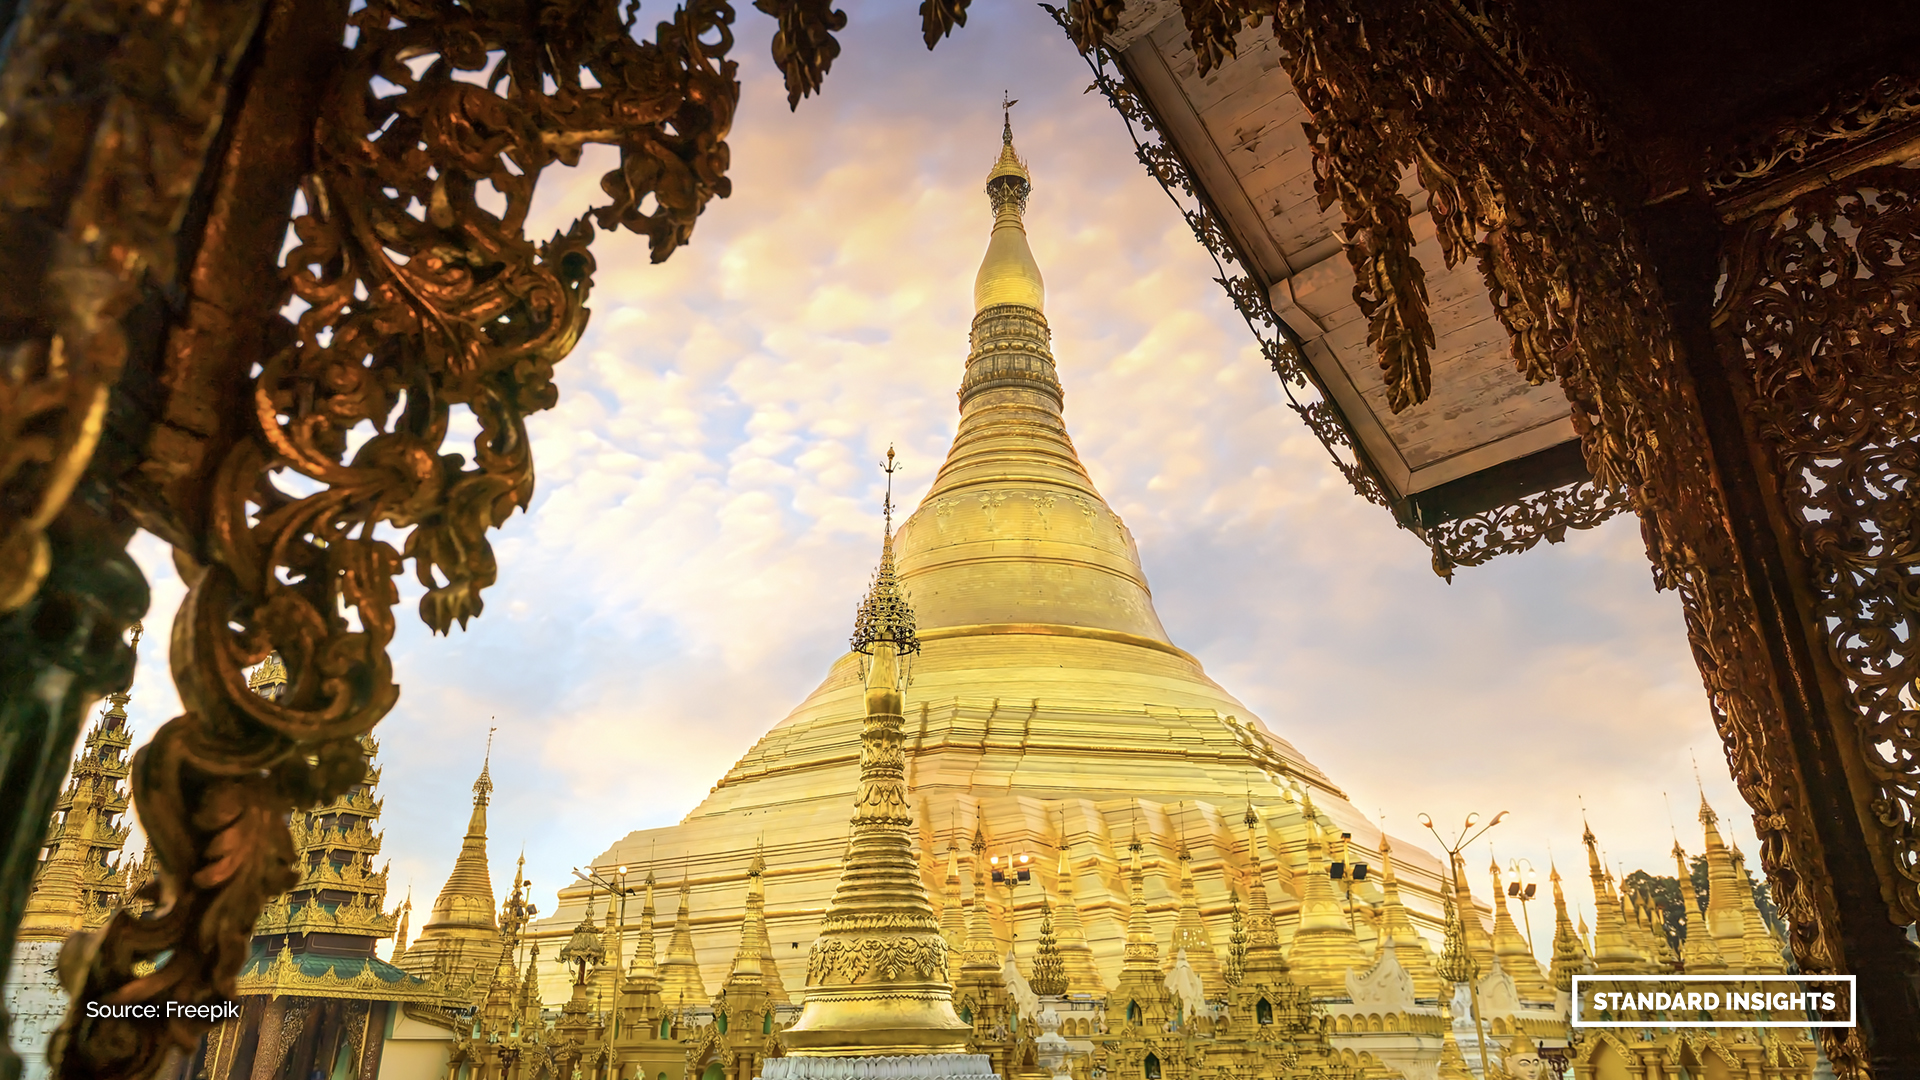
4, 941, 71, 1080
760, 1055, 998, 1080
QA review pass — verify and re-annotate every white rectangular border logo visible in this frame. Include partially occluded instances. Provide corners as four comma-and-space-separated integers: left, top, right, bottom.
1570, 974, 1856, 1028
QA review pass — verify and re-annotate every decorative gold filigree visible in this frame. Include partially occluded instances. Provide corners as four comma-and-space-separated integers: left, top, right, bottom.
0, 0, 263, 613
49, 0, 744, 1076
1716, 165, 1920, 921
1708, 71, 1920, 197
804, 936, 951, 986
754, 0, 846, 110
1424, 479, 1631, 581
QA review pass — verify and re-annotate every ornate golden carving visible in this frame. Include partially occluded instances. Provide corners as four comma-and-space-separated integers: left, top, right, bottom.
804, 936, 951, 986
1708, 73, 1920, 197
1716, 165, 1920, 922
1424, 479, 1631, 580
0, 0, 265, 612
47, 0, 749, 1074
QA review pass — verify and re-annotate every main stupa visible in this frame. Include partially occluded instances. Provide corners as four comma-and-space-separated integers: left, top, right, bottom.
528, 117, 1457, 1003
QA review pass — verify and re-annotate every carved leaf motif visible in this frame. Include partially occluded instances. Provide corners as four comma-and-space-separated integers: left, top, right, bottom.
919, 0, 970, 48
754, 0, 847, 110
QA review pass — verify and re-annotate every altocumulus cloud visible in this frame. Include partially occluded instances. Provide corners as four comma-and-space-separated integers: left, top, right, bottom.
112, 0, 1756, 952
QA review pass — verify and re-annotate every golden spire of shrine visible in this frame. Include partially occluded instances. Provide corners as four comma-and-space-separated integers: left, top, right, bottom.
974, 101, 1043, 313
940, 840, 967, 951
1239, 802, 1288, 983
1167, 824, 1223, 993
1488, 855, 1551, 1002
742, 839, 789, 1003
1286, 796, 1366, 996
961, 826, 1000, 973
1672, 840, 1725, 974
1583, 821, 1642, 973
391, 893, 412, 963
1728, 841, 1787, 973
1546, 862, 1585, 993
1121, 827, 1161, 975
1448, 847, 1498, 980
660, 869, 708, 1010
1050, 816, 1104, 995
1377, 834, 1442, 999
408, 746, 499, 960
782, 517, 971, 1056
629, 865, 660, 981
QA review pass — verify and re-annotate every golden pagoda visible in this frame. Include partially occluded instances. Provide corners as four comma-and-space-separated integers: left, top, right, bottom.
660, 870, 709, 1011
1048, 827, 1105, 997
1375, 835, 1442, 1001
536, 109, 1454, 1016
1166, 828, 1223, 994
17, 672, 137, 940
778, 509, 980, 1065
1486, 857, 1551, 1003
395, 746, 503, 1002
1580, 823, 1644, 975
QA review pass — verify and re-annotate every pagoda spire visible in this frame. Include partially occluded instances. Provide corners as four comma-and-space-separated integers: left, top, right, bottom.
960, 826, 1000, 973
1488, 855, 1552, 1002
1238, 803, 1288, 984
1582, 821, 1643, 973
973, 109, 1042, 315
1049, 817, 1104, 995
939, 840, 967, 952
1122, 827, 1161, 975
19, 623, 142, 939
1377, 835, 1442, 1000
1672, 841, 1725, 973
781, 518, 971, 1056
397, 741, 501, 1000
630, 865, 660, 981
659, 868, 708, 1011
1448, 847, 1498, 980
742, 840, 789, 1003
1728, 841, 1787, 973
1546, 862, 1587, 993
1286, 795, 1367, 996
1166, 820, 1223, 994
391, 892, 412, 963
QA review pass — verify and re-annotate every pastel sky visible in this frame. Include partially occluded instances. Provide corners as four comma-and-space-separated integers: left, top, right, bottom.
112, 0, 1758, 956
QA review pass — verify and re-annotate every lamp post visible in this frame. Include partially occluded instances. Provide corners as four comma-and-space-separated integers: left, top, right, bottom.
1327, 831, 1370, 931
574, 863, 636, 1032
1506, 858, 1538, 956
1419, 809, 1508, 1080
988, 849, 1033, 948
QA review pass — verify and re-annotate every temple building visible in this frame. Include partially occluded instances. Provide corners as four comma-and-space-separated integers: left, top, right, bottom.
3, 628, 142, 1080
174, 658, 452, 1080
527, 110, 1463, 1036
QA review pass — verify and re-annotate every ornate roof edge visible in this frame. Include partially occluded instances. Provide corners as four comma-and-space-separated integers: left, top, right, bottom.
1046, 5, 1626, 580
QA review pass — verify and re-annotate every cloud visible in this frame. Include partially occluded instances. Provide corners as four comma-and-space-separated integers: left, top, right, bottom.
106, 0, 1758, 953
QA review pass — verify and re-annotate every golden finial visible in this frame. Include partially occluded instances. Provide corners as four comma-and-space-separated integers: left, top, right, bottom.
851, 455, 919, 657
882, 444, 899, 535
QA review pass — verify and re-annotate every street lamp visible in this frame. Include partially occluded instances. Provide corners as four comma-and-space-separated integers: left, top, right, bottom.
1419, 810, 1508, 1079
1327, 831, 1370, 931
574, 863, 636, 1029
1506, 857, 1538, 955
988, 850, 1032, 946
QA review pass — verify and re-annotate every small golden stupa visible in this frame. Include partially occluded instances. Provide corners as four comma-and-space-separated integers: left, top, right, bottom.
772, 469, 991, 1079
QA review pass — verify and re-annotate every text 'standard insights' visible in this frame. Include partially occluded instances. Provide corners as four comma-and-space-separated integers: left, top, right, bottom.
1572, 977, 1855, 1028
